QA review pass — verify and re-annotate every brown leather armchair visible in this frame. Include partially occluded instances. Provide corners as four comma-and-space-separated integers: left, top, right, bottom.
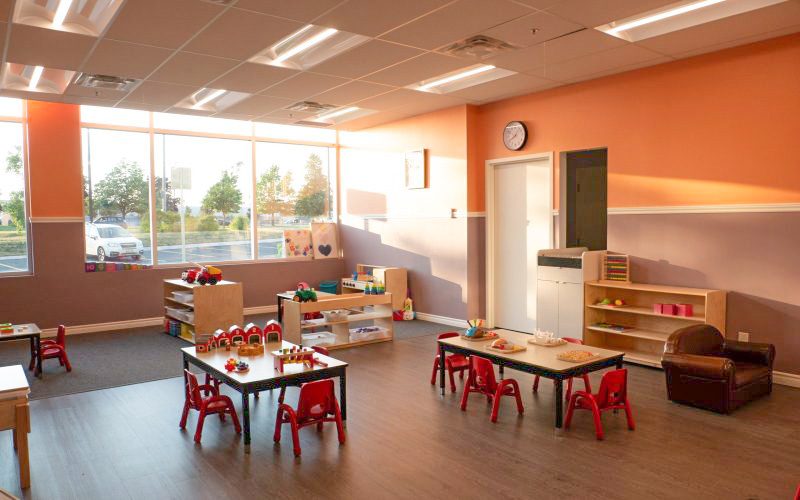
661, 324, 775, 414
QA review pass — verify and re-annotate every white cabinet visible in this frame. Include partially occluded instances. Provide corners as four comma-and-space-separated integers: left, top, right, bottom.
535, 250, 602, 339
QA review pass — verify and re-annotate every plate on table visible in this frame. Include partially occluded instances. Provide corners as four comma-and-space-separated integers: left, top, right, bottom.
557, 350, 600, 363
485, 344, 527, 354
528, 338, 567, 347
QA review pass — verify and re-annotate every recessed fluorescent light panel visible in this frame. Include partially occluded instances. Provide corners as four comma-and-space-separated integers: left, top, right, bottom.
251, 24, 369, 70
13, 0, 124, 36
1, 63, 75, 94
311, 106, 375, 125
175, 88, 251, 113
408, 64, 516, 94
597, 0, 788, 42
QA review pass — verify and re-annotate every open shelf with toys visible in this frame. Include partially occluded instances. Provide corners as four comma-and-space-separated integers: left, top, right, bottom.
163, 279, 243, 344
584, 280, 726, 368
341, 263, 407, 310
282, 293, 394, 350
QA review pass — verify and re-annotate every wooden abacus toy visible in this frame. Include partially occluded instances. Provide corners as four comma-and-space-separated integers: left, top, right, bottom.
264, 320, 282, 343
272, 346, 316, 372
244, 323, 263, 344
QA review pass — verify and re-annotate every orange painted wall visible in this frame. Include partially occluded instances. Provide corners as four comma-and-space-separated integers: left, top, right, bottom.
473, 33, 800, 211
26, 101, 83, 218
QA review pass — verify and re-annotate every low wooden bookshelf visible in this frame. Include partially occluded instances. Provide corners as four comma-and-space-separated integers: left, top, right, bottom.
584, 280, 726, 368
163, 279, 243, 344
282, 293, 394, 350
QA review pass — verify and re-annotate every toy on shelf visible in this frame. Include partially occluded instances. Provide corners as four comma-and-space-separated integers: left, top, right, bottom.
181, 263, 223, 285
0, 323, 13, 334
264, 320, 282, 343
272, 346, 318, 372
402, 297, 414, 321
653, 303, 694, 317
602, 252, 630, 282
293, 288, 318, 303
244, 323, 263, 344
597, 298, 626, 307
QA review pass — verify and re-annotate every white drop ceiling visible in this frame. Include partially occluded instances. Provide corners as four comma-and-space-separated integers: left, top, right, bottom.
0, 0, 797, 131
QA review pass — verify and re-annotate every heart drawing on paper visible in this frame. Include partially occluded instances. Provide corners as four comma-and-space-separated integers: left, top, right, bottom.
318, 244, 332, 256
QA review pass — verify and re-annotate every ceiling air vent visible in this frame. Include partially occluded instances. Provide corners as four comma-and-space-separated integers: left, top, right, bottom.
74, 73, 140, 92
294, 120, 333, 128
286, 101, 337, 113
200, 0, 236, 6
442, 35, 517, 59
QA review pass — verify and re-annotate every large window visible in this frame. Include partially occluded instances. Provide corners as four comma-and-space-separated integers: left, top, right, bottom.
80, 106, 336, 268
0, 99, 28, 275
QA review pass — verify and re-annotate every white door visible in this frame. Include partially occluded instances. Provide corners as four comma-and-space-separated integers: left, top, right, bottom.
491, 157, 552, 333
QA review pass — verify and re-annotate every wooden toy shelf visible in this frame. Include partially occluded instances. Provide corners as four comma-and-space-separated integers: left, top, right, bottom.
584, 280, 726, 368
341, 264, 407, 310
282, 293, 394, 350
163, 279, 243, 344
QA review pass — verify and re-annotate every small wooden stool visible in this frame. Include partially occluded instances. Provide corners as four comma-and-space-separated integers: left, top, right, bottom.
0, 365, 31, 489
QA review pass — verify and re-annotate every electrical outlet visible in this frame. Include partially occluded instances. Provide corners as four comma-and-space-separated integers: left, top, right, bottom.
738, 331, 750, 342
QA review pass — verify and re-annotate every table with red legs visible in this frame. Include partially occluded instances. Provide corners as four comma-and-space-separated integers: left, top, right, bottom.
182, 340, 347, 453
438, 330, 624, 428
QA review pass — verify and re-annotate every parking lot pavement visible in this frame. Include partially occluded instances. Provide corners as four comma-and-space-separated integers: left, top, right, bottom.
0, 256, 28, 272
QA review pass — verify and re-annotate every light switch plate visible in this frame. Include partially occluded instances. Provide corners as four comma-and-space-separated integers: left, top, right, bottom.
738, 331, 750, 342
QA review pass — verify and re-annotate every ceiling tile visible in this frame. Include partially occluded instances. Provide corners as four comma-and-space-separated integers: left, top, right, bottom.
149, 52, 239, 87
562, 55, 672, 84
636, 1, 800, 57
337, 108, 414, 131
484, 43, 546, 73
448, 73, 558, 101
380, 0, 532, 50
311, 80, 394, 105
309, 40, 424, 79
672, 24, 800, 60
481, 10, 583, 48
362, 52, 470, 87
115, 102, 170, 112
63, 82, 132, 101
234, 0, 342, 22
544, 44, 667, 82
60, 95, 121, 107
513, 0, 562, 9
210, 112, 260, 121
314, 0, 450, 37
0, 0, 10, 22
545, 0, 679, 27
260, 72, 350, 100
222, 95, 295, 115
122, 81, 197, 106
353, 88, 467, 110
6, 24, 94, 70
208, 63, 298, 94
104, 0, 225, 49
183, 8, 303, 60
82, 40, 173, 80
262, 108, 317, 121
542, 28, 629, 65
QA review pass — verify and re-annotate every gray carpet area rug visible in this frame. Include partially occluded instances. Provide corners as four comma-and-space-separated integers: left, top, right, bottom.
0, 315, 448, 400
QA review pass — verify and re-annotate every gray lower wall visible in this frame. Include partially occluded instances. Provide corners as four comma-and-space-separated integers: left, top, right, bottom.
608, 211, 800, 374
0, 221, 345, 329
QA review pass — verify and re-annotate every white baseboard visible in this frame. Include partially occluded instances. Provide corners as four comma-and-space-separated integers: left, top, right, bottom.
40, 305, 279, 337
414, 312, 465, 328
774, 371, 800, 388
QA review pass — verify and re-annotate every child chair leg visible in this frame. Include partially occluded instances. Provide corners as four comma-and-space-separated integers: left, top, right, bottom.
179, 400, 190, 429
278, 386, 287, 404
460, 380, 471, 411
565, 377, 574, 403
430, 357, 440, 385
564, 394, 578, 429
273, 408, 284, 443
532, 375, 540, 393
509, 380, 524, 414
581, 374, 592, 393
334, 402, 346, 445
228, 404, 241, 434
446, 361, 457, 393
62, 353, 72, 372
490, 388, 502, 423
624, 399, 636, 430
587, 399, 604, 440
290, 418, 301, 457
194, 411, 207, 443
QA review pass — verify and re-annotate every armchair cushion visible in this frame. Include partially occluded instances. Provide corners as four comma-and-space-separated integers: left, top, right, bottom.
723, 340, 775, 368
662, 353, 733, 380
732, 362, 770, 388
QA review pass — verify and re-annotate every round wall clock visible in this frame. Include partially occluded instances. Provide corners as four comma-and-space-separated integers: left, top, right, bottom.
503, 121, 527, 151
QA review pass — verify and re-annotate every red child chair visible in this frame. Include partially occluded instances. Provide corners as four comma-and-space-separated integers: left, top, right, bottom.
277, 346, 330, 404
532, 337, 591, 401
29, 324, 71, 372
429, 332, 470, 393
180, 369, 241, 443
564, 368, 635, 440
460, 355, 524, 423
273, 378, 345, 456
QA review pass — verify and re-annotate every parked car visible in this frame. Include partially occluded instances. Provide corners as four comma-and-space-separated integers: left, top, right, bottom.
93, 216, 128, 229
85, 223, 144, 262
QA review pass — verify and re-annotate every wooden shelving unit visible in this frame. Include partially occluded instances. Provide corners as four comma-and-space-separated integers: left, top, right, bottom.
584, 280, 726, 368
163, 279, 243, 344
282, 293, 394, 350
341, 264, 407, 310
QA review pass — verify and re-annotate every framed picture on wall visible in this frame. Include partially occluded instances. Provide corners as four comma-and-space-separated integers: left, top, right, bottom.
405, 149, 426, 189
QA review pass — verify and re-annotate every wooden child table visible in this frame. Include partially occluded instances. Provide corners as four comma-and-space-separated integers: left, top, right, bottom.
0, 324, 41, 378
0, 365, 31, 489
438, 330, 624, 428
182, 340, 348, 453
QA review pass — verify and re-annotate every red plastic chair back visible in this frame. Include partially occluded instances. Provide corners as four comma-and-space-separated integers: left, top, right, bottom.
595, 369, 628, 408
312, 346, 329, 356
56, 325, 67, 347
470, 356, 498, 394
563, 337, 583, 345
436, 331, 459, 350
295, 379, 337, 424
184, 369, 203, 408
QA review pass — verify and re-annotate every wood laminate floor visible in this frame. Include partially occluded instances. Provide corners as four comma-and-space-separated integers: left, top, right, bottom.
1, 333, 798, 500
